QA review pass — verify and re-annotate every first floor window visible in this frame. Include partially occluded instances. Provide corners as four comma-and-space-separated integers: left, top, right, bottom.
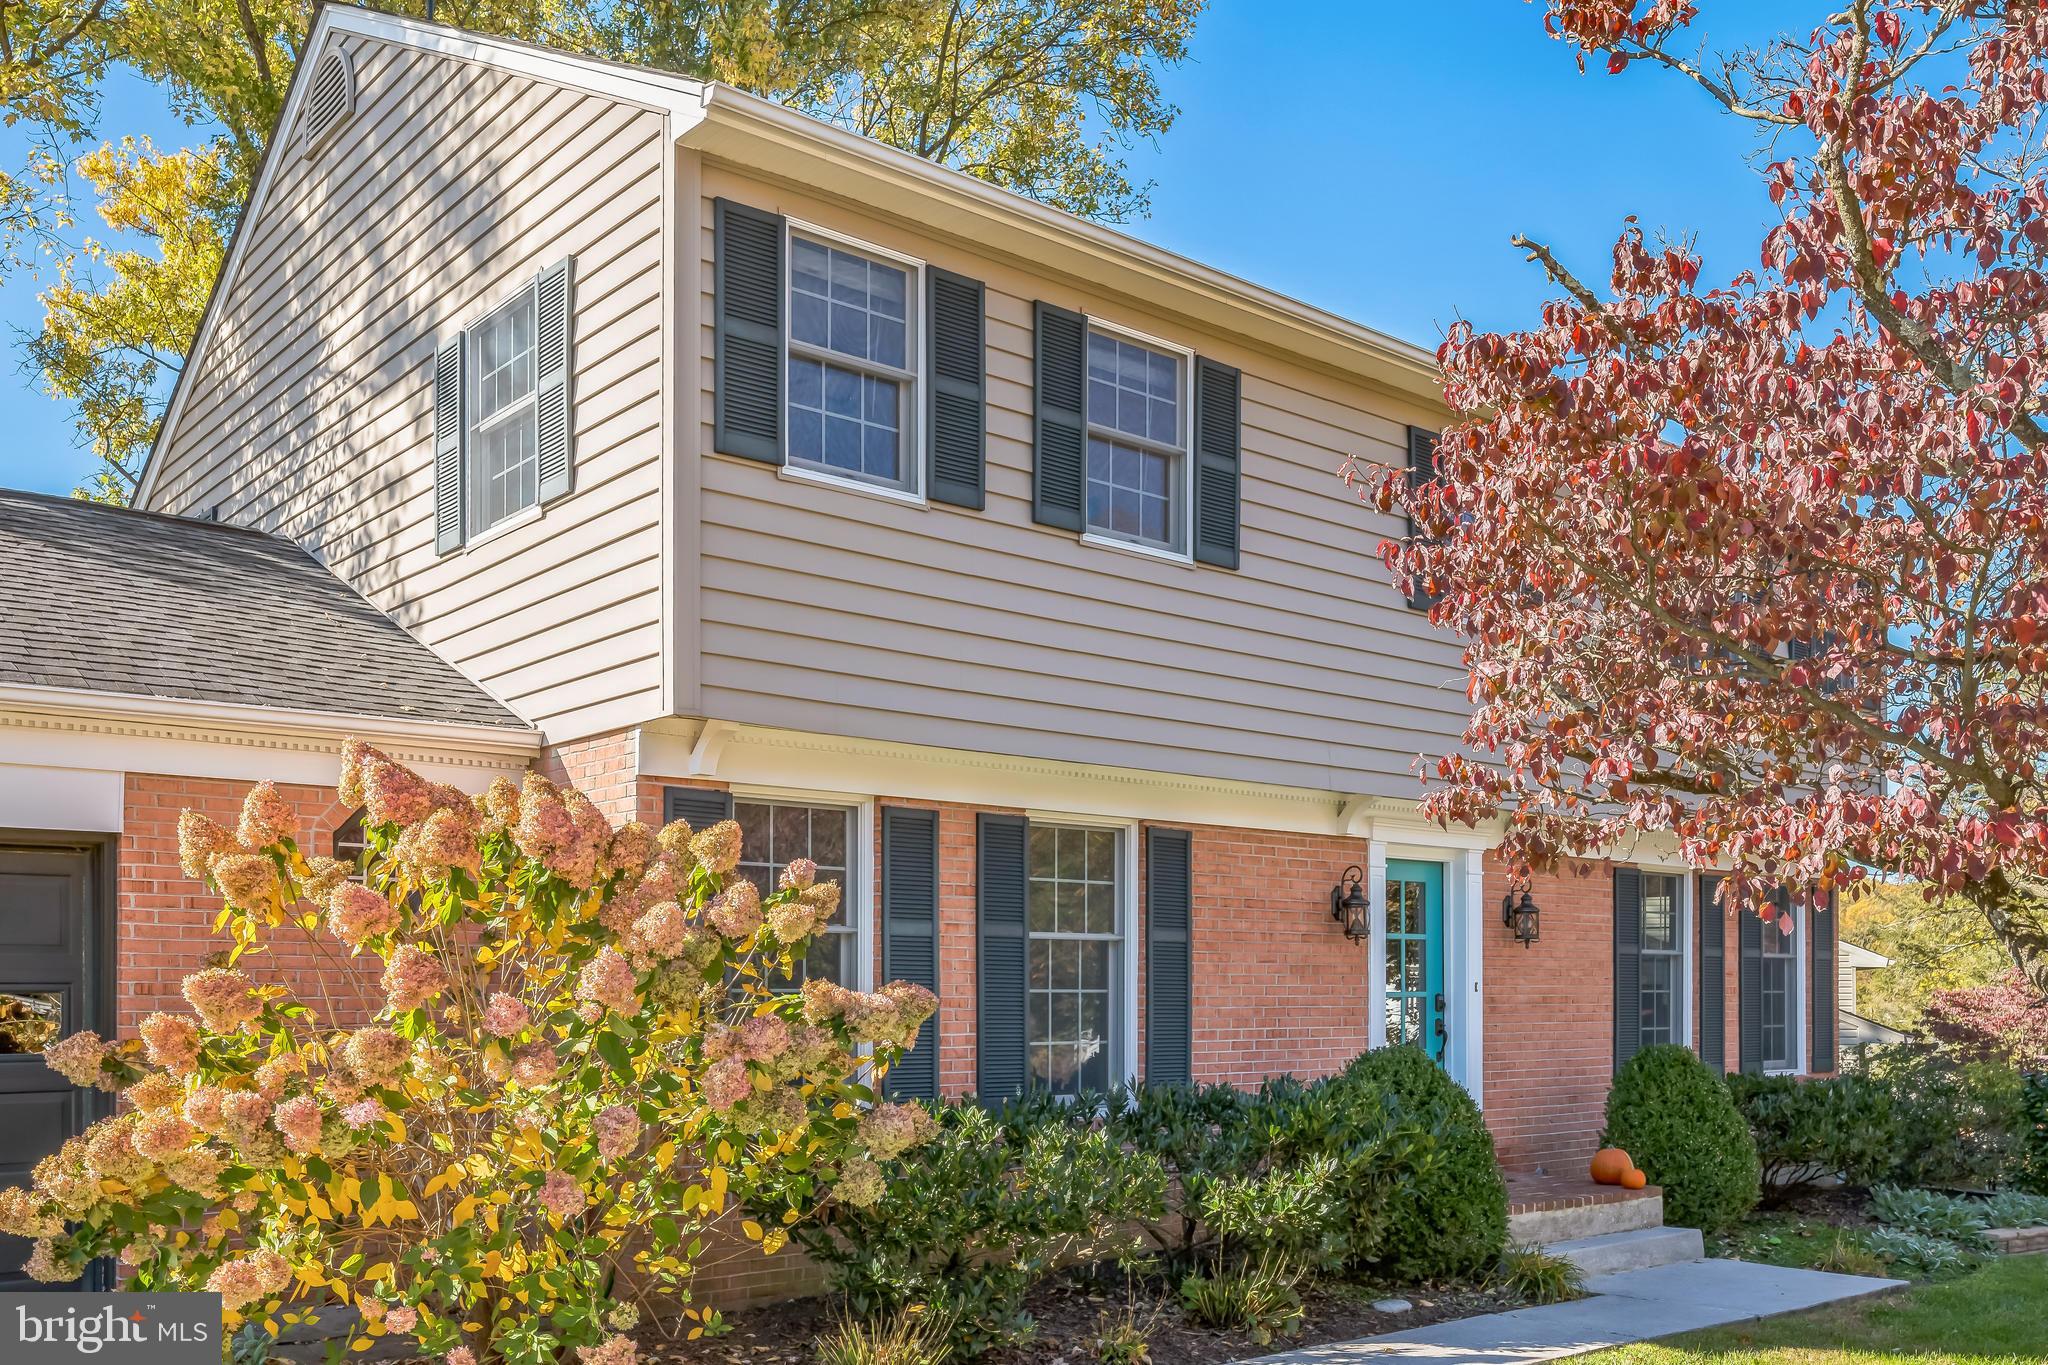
469, 287, 540, 532
1026, 823, 1121, 1095
333, 810, 368, 880
1085, 329, 1184, 552
735, 800, 856, 987
1760, 907, 1797, 1071
1639, 872, 1681, 1047
787, 232, 916, 491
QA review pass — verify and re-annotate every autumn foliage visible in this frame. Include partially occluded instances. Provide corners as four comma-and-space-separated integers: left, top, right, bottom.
1368, 1, 2048, 992
0, 742, 935, 1365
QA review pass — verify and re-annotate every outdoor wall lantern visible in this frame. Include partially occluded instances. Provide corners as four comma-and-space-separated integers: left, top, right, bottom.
1501, 886, 1541, 948
1330, 865, 1369, 942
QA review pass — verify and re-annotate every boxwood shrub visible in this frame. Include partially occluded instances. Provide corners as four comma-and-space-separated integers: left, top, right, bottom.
1726, 1072, 1899, 1202
1602, 1044, 1760, 1231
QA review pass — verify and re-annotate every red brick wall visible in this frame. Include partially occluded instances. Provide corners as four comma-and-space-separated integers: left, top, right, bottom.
536, 729, 640, 823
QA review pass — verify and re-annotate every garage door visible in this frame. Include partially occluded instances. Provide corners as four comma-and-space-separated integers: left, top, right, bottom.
0, 843, 110, 1290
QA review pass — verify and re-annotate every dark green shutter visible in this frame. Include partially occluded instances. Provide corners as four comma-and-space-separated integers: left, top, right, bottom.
1145, 827, 1193, 1085
432, 335, 464, 554
882, 807, 941, 1100
1737, 897, 1764, 1075
1404, 426, 1441, 610
927, 268, 986, 509
1810, 890, 1836, 1073
1192, 358, 1241, 568
976, 813, 1029, 1104
1613, 867, 1642, 1073
662, 787, 733, 830
1032, 302, 1086, 531
713, 198, 785, 464
1698, 873, 1726, 1071
535, 258, 575, 503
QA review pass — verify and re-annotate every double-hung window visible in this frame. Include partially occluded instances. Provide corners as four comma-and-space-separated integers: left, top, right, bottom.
469, 288, 541, 534
787, 231, 919, 494
1085, 328, 1187, 554
1638, 873, 1682, 1047
735, 799, 858, 987
1760, 907, 1797, 1071
1026, 824, 1122, 1096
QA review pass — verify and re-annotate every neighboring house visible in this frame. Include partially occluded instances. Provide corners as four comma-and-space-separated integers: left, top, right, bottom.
1840, 939, 1909, 1050
0, 7, 1840, 1298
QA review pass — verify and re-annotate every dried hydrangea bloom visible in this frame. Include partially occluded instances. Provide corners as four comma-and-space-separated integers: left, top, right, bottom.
575, 948, 638, 1016
654, 818, 696, 864
593, 1103, 640, 1161
798, 978, 859, 1025
446, 1346, 479, 1365
578, 1334, 639, 1365
608, 821, 659, 878
139, 1011, 201, 1075
176, 811, 236, 880
236, 781, 298, 849
856, 1101, 933, 1159
84, 1118, 151, 1183
401, 806, 481, 879
800, 881, 842, 922
385, 1305, 419, 1335
161, 1148, 226, 1198
218, 1091, 273, 1144
211, 853, 281, 913
205, 1248, 289, 1311
737, 1014, 790, 1063
479, 774, 520, 825
705, 881, 762, 941
765, 897, 821, 944
24, 1239, 74, 1283
272, 1095, 324, 1155
381, 944, 449, 1014
326, 881, 399, 947
362, 753, 434, 827
343, 1027, 410, 1088
42, 1030, 112, 1090
480, 992, 530, 1039
834, 1155, 885, 1209
0, 1187, 62, 1239
182, 967, 261, 1034
627, 900, 690, 960
881, 981, 939, 1031
701, 1056, 753, 1112
509, 1040, 559, 1088
539, 1169, 586, 1219
779, 857, 818, 892
182, 1085, 226, 1134
340, 1098, 388, 1129
337, 737, 373, 809
131, 1111, 197, 1161
301, 855, 352, 903
636, 857, 681, 904
689, 820, 744, 877
252, 1054, 302, 1101
126, 1073, 182, 1113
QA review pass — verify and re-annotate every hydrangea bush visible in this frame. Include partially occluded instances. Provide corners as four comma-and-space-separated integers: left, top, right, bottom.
0, 741, 937, 1365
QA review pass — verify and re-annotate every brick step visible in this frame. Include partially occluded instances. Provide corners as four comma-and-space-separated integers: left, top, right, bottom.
1507, 1189, 1666, 1245
1547, 1225, 1705, 1277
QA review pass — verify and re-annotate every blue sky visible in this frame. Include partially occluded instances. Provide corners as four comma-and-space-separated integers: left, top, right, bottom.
0, 2, 1786, 497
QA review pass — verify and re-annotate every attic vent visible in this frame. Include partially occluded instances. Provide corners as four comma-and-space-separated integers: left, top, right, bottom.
300, 51, 356, 157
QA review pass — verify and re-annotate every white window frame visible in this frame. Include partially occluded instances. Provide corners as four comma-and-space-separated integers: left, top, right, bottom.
1079, 316, 1196, 563
1022, 809, 1141, 1095
782, 219, 926, 503
1761, 898, 1805, 1075
1635, 867, 1694, 1053
728, 786, 876, 994
464, 280, 544, 540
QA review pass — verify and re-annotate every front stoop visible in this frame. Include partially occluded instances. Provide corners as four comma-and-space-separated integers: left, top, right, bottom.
1546, 1225, 1706, 1277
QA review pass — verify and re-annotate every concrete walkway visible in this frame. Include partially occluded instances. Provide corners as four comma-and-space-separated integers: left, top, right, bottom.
1243, 1258, 1905, 1364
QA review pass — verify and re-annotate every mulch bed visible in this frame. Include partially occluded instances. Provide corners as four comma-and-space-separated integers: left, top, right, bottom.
633, 1272, 1523, 1363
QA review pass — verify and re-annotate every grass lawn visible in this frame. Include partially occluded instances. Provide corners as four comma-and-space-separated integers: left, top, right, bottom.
1582, 1254, 2048, 1363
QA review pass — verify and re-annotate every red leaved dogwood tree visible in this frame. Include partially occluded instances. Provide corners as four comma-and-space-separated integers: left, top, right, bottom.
1370, 0, 2048, 994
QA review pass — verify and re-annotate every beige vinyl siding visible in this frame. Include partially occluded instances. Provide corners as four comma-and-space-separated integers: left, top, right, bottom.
693, 165, 1467, 797
144, 34, 669, 740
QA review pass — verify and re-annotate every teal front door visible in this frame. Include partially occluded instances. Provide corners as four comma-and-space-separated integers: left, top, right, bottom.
1384, 859, 1446, 1065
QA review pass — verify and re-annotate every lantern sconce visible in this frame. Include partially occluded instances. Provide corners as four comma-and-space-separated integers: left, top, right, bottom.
1501, 885, 1541, 948
1330, 865, 1369, 943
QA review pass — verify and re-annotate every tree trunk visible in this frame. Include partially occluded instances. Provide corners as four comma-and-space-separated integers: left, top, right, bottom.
1964, 867, 2048, 1001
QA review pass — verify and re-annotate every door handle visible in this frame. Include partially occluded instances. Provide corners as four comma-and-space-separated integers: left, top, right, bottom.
1433, 992, 1448, 1059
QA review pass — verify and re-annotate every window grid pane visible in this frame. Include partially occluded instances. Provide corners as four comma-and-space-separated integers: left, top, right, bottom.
1384, 879, 1431, 1049
788, 356, 901, 482
735, 800, 856, 988
788, 234, 912, 490
469, 290, 540, 532
1760, 908, 1796, 1070
1640, 873, 1681, 1048
1027, 825, 1118, 1097
1084, 329, 1182, 551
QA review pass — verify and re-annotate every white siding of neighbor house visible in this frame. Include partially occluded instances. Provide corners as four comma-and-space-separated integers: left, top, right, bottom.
143, 33, 669, 741
690, 163, 1469, 798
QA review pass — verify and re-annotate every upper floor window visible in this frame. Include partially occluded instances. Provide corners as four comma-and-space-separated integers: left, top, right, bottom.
1086, 329, 1186, 554
469, 289, 540, 533
787, 231, 920, 494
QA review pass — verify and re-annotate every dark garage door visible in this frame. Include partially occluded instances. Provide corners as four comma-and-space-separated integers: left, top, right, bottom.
0, 842, 110, 1290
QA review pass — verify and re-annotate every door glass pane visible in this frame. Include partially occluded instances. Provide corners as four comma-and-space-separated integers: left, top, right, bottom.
0, 991, 60, 1054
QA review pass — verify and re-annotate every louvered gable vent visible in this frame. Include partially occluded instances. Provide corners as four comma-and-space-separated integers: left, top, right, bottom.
301, 51, 356, 156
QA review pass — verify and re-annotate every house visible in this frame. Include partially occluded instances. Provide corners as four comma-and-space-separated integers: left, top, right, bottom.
0, 5, 1839, 1299
1839, 940, 1909, 1051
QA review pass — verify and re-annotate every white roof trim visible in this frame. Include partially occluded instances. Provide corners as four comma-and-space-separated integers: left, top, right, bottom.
1840, 939, 1892, 970
138, 7, 707, 508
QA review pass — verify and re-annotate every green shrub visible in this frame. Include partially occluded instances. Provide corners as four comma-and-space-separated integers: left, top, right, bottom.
1862, 1045, 2027, 1188
1982, 1189, 2048, 1227
794, 1101, 1166, 1357
1196, 1152, 1348, 1273
1602, 1044, 1760, 1232
1283, 1046, 1509, 1281
1869, 1185, 1990, 1245
1102, 1078, 1267, 1264
2017, 1072, 2048, 1195
1865, 1226, 1982, 1277
1176, 1254, 1305, 1344
1726, 1072, 1899, 1201
1489, 1244, 1585, 1304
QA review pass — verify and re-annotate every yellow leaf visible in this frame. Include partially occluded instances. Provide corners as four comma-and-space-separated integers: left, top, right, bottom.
654, 1140, 677, 1171
742, 1220, 763, 1241
762, 1227, 788, 1255
351, 1338, 372, 1352
383, 1113, 408, 1144
365, 1262, 392, 1281
450, 1196, 479, 1225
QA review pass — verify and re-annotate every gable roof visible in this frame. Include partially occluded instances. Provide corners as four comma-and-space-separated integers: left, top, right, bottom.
0, 488, 527, 730
139, 5, 1442, 507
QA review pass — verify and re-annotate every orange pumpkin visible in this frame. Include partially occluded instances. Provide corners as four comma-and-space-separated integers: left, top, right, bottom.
1620, 1167, 1649, 1190
1589, 1148, 1633, 1185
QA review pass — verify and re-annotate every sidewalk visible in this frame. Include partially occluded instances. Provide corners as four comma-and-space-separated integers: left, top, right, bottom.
1242, 1258, 1904, 1364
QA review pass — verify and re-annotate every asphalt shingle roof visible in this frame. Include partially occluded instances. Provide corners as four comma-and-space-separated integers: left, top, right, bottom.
0, 488, 525, 729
